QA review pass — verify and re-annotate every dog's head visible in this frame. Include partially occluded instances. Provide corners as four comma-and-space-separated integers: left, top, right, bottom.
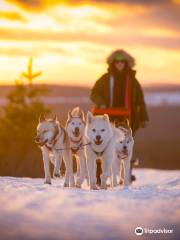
116, 126, 134, 158
35, 113, 59, 146
86, 111, 113, 146
66, 107, 85, 139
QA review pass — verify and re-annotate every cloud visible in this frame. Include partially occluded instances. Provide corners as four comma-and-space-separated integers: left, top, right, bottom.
7, 0, 61, 11
6, 0, 179, 12
0, 47, 34, 56
0, 11, 27, 22
7, 0, 180, 33
0, 27, 179, 50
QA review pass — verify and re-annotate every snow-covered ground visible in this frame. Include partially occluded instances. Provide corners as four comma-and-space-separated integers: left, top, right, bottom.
0, 169, 179, 240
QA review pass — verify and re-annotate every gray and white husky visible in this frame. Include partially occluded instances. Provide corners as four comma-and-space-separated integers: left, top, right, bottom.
112, 126, 134, 187
66, 107, 89, 187
85, 111, 115, 190
35, 114, 75, 186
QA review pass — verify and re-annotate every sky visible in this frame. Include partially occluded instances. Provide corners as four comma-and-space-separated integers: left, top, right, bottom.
0, 0, 180, 87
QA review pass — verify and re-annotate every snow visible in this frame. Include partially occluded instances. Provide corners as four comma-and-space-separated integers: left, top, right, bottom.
0, 169, 180, 240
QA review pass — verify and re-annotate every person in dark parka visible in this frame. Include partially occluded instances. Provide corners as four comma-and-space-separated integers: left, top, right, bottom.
90, 49, 149, 183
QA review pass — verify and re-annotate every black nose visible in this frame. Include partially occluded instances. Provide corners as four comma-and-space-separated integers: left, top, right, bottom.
75, 127, 79, 132
123, 145, 127, 150
96, 135, 101, 140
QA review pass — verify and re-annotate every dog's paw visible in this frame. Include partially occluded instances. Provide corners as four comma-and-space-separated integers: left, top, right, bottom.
119, 179, 124, 185
63, 182, 69, 188
44, 180, 51, 185
100, 185, 107, 190
53, 172, 61, 178
76, 182, 81, 188
90, 185, 98, 190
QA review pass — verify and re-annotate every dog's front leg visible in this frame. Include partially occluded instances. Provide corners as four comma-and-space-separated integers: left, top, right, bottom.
86, 149, 97, 190
101, 154, 112, 189
63, 149, 75, 187
112, 158, 119, 187
53, 150, 62, 178
123, 158, 131, 187
76, 150, 87, 188
42, 147, 51, 184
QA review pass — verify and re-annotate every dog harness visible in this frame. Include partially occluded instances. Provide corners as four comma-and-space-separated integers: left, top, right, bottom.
70, 137, 83, 154
44, 124, 65, 152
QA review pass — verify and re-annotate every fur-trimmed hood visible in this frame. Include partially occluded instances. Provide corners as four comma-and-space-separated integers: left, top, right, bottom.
106, 49, 135, 68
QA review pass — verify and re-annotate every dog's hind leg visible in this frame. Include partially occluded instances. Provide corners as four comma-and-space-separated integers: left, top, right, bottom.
42, 147, 51, 184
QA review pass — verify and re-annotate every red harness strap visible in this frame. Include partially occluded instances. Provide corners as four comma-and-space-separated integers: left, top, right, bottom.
92, 74, 132, 119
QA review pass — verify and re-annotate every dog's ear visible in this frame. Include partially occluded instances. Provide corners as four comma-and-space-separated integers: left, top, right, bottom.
52, 114, 58, 122
79, 110, 85, 122
128, 127, 133, 136
86, 111, 93, 124
39, 113, 46, 123
103, 114, 109, 121
118, 126, 128, 135
119, 118, 130, 129
68, 110, 72, 120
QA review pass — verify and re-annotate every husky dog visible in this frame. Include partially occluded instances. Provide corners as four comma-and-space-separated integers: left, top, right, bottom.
66, 107, 89, 187
85, 111, 115, 190
35, 114, 75, 186
112, 126, 134, 187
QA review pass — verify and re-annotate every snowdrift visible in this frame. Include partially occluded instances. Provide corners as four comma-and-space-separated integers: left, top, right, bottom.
0, 169, 179, 240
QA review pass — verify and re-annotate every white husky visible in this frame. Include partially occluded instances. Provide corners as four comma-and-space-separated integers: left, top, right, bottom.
66, 107, 89, 187
35, 114, 75, 186
112, 126, 134, 187
85, 111, 115, 190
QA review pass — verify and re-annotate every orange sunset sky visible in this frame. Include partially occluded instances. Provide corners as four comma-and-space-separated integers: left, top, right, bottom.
0, 0, 180, 87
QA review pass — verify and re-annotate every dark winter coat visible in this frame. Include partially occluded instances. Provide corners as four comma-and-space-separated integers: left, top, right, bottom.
90, 70, 149, 133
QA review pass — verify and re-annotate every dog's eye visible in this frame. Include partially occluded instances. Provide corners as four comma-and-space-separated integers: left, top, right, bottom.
43, 130, 48, 134
72, 122, 75, 125
101, 129, 105, 132
120, 141, 123, 144
92, 128, 96, 132
79, 122, 82, 125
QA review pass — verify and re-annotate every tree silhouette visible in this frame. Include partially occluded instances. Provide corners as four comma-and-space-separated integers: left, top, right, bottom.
22, 57, 42, 85
0, 58, 50, 177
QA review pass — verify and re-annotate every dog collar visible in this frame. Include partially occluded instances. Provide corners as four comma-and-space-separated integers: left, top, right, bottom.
93, 150, 104, 157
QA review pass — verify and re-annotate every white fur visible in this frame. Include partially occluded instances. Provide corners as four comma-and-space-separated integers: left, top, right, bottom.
85, 111, 115, 190
112, 127, 134, 187
36, 115, 75, 186
66, 107, 89, 188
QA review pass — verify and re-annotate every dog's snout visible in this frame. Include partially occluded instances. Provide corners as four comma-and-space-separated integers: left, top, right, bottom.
123, 145, 127, 150
75, 127, 79, 132
96, 135, 101, 140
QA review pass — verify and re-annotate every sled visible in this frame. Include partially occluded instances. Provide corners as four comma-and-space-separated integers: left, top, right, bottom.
92, 74, 132, 119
